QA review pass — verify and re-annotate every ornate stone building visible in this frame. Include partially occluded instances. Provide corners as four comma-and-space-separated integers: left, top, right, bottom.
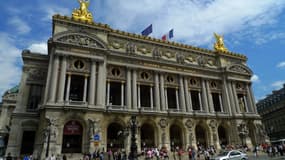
1, 2, 265, 159
256, 84, 285, 141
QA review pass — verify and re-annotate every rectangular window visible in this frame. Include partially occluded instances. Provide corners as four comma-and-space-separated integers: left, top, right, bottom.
69, 75, 85, 101
140, 85, 151, 107
167, 88, 177, 109
27, 84, 43, 110
109, 82, 122, 106
212, 93, 221, 112
191, 90, 200, 110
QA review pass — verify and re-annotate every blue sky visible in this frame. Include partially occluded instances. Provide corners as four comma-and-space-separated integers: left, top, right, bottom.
1, 0, 285, 102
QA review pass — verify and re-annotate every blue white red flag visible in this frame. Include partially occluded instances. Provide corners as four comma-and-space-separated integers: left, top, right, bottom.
162, 29, 174, 41
141, 24, 153, 36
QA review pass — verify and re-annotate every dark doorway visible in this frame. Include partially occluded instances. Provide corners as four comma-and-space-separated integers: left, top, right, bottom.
62, 121, 83, 153
191, 90, 200, 110
140, 123, 155, 148
212, 93, 222, 112
107, 123, 124, 151
195, 125, 207, 148
167, 88, 177, 109
218, 126, 228, 147
20, 131, 36, 155
170, 124, 183, 150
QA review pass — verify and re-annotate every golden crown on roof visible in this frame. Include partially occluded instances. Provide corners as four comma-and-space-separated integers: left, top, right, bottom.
213, 33, 228, 52
72, 0, 93, 23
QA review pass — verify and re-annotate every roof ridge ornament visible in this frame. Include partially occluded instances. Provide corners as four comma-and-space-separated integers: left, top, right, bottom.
213, 33, 228, 52
72, 0, 93, 23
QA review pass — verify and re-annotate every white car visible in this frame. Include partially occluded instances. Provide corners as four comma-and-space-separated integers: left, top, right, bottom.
211, 150, 248, 160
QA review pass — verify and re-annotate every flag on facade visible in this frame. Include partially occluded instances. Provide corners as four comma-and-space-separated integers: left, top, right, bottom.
162, 29, 174, 41
141, 24, 153, 36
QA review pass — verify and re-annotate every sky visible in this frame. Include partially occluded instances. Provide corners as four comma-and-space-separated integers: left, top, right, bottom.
1, 0, 285, 102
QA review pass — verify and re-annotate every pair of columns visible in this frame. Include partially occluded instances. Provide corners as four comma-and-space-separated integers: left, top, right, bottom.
47, 54, 106, 106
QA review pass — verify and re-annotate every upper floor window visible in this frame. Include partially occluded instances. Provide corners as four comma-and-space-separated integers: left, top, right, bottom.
27, 84, 43, 111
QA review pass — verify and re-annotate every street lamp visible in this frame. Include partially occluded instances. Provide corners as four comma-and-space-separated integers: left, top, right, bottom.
44, 122, 51, 158
129, 115, 138, 160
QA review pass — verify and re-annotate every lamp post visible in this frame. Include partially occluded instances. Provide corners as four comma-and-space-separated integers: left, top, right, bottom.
45, 122, 51, 158
129, 115, 138, 160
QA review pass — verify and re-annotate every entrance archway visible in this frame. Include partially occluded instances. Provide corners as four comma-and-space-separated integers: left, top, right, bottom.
140, 123, 155, 149
218, 126, 228, 147
195, 125, 207, 148
170, 124, 183, 150
62, 120, 83, 153
107, 122, 124, 151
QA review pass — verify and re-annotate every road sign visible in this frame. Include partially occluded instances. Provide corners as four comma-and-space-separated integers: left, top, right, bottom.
94, 134, 100, 141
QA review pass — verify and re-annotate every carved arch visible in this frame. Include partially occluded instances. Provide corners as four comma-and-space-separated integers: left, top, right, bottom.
226, 64, 253, 75
53, 31, 108, 49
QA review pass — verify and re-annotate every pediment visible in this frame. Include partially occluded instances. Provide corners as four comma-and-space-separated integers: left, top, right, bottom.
227, 64, 252, 75
53, 32, 107, 49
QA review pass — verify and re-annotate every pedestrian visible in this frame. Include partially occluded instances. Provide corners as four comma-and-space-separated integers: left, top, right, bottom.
63, 154, 67, 160
6, 152, 12, 160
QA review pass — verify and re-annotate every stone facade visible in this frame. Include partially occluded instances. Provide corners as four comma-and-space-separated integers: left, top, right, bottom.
256, 84, 285, 141
1, 15, 265, 159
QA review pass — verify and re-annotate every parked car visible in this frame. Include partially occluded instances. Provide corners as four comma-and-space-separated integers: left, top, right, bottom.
211, 150, 248, 160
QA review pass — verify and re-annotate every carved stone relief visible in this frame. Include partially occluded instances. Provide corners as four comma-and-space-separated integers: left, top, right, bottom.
57, 34, 104, 48
159, 118, 168, 129
176, 53, 185, 64
126, 42, 136, 54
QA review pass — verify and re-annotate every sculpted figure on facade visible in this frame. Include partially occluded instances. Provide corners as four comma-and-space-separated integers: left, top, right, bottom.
152, 48, 162, 59
126, 42, 136, 54
72, 0, 93, 22
88, 119, 100, 138
176, 53, 185, 64
213, 33, 228, 52
46, 117, 58, 139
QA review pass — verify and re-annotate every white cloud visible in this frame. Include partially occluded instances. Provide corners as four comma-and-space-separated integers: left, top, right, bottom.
99, 0, 285, 46
251, 74, 260, 82
41, 5, 70, 21
271, 80, 285, 89
28, 42, 48, 54
8, 17, 31, 35
0, 33, 22, 102
277, 61, 285, 68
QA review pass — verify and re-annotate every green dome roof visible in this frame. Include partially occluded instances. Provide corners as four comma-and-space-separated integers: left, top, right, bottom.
4, 85, 19, 95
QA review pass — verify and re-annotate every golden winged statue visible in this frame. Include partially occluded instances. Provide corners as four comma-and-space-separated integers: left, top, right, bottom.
72, 0, 93, 23
213, 33, 228, 52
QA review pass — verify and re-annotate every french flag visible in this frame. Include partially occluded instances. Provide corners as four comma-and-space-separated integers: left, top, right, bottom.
162, 29, 174, 41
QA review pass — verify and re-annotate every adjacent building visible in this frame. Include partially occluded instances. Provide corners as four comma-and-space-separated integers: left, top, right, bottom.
0, 2, 266, 159
256, 84, 285, 141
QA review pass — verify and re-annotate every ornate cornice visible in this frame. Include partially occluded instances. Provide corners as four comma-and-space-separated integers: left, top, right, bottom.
52, 14, 247, 60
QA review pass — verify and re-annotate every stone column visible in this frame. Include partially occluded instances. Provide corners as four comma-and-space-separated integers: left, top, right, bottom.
160, 74, 166, 111
121, 82, 124, 107
154, 72, 161, 111
243, 95, 249, 112
132, 69, 138, 109
201, 79, 209, 112
231, 82, 240, 114
106, 81, 110, 106
65, 74, 71, 102
198, 92, 202, 111
227, 81, 236, 115
175, 88, 180, 110
164, 88, 168, 110
219, 94, 224, 112
83, 75, 88, 102
179, 76, 186, 112
96, 61, 107, 107
89, 60, 97, 105
57, 55, 67, 103
246, 84, 254, 113
184, 78, 192, 112
44, 53, 54, 103
49, 54, 59, 103
150, 86, 154, 110
138, 84, 141, 108
206, 80, 214, 113
222, 76, 231, 115
248, 84, 257, 113
126, 68, 132, 109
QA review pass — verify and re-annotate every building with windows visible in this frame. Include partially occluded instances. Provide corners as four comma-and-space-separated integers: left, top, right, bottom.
256, 84, 285, 141
1, 2, 266, 159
